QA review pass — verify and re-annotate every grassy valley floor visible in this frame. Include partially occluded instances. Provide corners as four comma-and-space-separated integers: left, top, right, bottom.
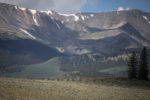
0, 78, 150, 100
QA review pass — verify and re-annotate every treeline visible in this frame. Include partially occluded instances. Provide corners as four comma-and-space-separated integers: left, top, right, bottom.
128, 47, 149, 80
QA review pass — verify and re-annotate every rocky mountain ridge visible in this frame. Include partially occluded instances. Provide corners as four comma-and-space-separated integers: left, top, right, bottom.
0, 2, 150, 55
0, 2, 150, 78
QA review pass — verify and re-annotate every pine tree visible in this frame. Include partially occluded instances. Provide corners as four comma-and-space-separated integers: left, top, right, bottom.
128, 52, 137, 79
138, 47, 149, 80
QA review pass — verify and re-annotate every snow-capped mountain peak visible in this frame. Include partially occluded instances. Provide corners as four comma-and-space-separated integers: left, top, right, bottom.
0, 2, 150, 55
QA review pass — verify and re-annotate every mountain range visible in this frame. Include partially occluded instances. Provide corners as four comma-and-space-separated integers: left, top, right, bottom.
0, 2, 150, 78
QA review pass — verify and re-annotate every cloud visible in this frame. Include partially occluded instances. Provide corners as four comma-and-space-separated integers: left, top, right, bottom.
0, 0, 54, 10
0, 0, 87, 14
117, 6, 130, 11
117, 7, 124, 11
87, 0, 100, 5
52, 0, 86, 14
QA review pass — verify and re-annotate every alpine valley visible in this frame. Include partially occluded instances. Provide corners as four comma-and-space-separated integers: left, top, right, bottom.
0, 2, 150, 79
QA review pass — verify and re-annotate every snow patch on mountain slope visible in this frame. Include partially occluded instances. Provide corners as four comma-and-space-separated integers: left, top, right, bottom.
143, 16, 148, 20
59, 13, 79, 21
143, 16, 150, 24
54, 21, 60, 29
59, 13, 73, 17
30, 9, 36, 15
74, 16, 79, 21
81, 16, 85, 20
20, 28, 36, 39
28, 9, 39, 25
56, 47, 64, 53
47, 11, 53, 15
33, 16, 38, 25
80, 15, 91, 20
90, 14, 94, 17
19, 7, 26, 11
40, 10, 53, 15
14, 6, 18, 9
40, 11, 46, 13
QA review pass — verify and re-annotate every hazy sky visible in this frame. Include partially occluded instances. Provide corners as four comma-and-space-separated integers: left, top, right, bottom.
0, 0, 150, 14
81, 0, 150, 13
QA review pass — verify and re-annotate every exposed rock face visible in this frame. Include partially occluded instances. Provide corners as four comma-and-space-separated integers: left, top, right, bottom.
0, 2, 150, 78
1, 3, 150, 55
0, 2, 150, 66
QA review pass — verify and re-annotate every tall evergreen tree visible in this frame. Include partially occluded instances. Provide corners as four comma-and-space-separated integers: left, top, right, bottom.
128, 52, 137, 79
138, 47, 149, 80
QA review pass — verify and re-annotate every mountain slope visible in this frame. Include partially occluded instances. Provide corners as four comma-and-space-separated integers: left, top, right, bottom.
0, 2, 150, 78
0, 48, 149, 79
0, 2, 150, 55
0, 57, 64, 79
0, 39, 62, 68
